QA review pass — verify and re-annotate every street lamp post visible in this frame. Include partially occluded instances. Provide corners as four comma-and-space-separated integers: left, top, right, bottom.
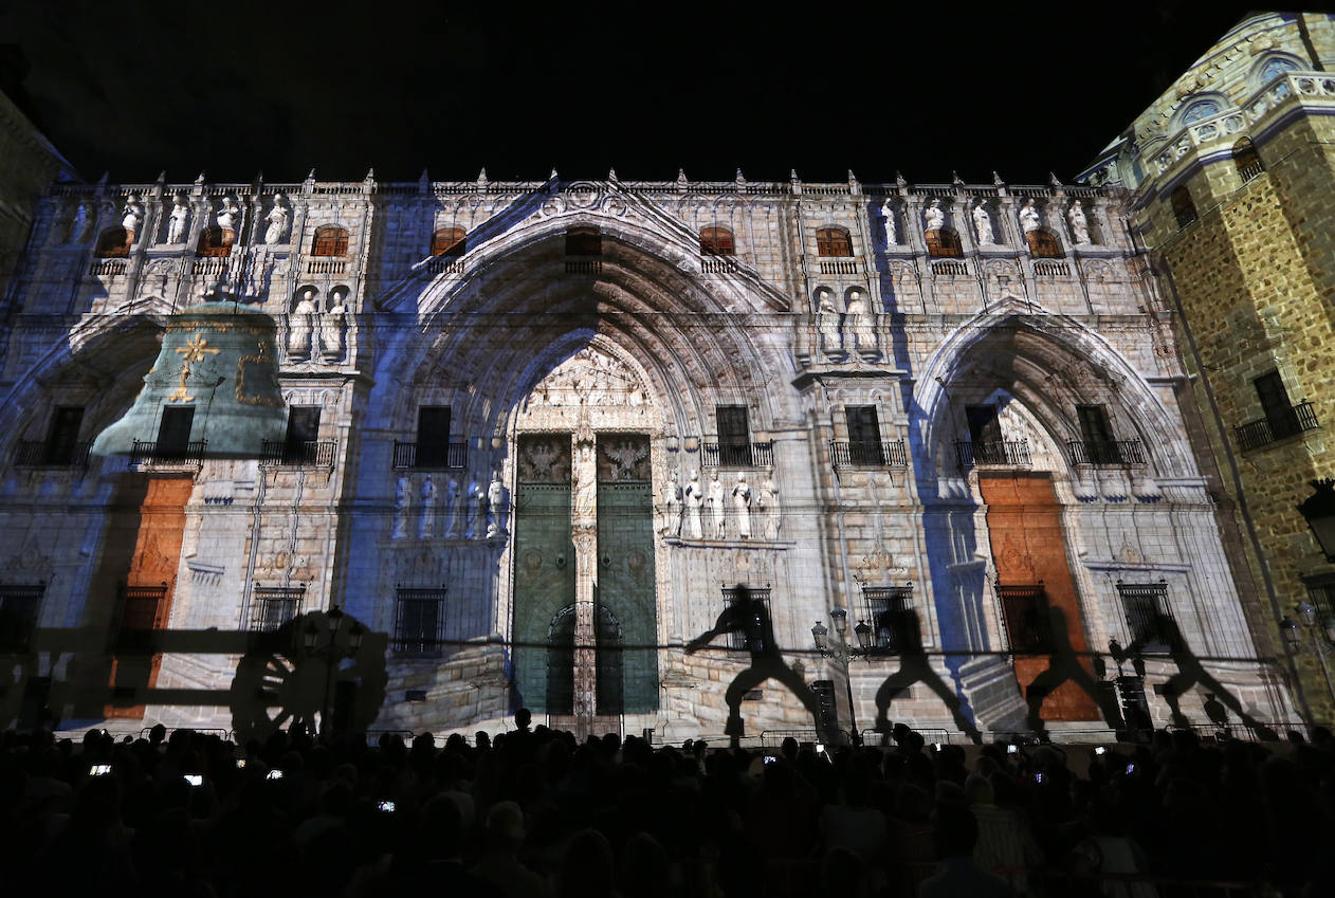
303, 605, 364, 739
812, 604, 872, 747
1287, 600, 1335, 708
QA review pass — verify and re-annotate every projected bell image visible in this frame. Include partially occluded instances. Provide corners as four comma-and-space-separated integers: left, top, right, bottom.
91, 293, 288, 460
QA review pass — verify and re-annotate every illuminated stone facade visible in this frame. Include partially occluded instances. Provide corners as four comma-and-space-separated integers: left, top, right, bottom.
1082, 11, 1335, 724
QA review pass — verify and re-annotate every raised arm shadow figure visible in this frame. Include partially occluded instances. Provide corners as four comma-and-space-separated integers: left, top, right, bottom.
1024, 605, 1124, 737
1128, 612, 1278, 740
684, 584, 823, 747
872, 607, 982, 743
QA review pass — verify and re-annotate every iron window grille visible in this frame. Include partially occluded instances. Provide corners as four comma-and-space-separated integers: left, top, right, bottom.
997, 583, 1054, 654
0, 583, 44, 653
249, 586, 305, 632
1304, 575, 1335, 620
862, 586, 913, 652
394, 587, 446, 656
1117, 580, 1179, 654
721, 585, 772, 653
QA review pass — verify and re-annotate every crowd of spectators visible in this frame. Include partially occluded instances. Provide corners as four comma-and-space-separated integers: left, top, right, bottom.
1, 712, 1332, 898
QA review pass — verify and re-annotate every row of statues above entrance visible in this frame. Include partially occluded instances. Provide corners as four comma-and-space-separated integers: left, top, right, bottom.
661, 468, 781, 542
62, 192, 292, 247
287, 287, 348, 363
814, 287, 879, 359
881, 197, 1094, 248
393, 471, 505, 541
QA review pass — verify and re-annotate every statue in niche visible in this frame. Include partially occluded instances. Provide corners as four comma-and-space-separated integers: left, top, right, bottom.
924, 199, 945, 231
573, 442, 597, 521
758, 473, 781, 541
1068, 200, 1091, 245
709, 470, 726, 538
972, 201, 995, 245
418, 475, 436, 539
288, 288, 318, 359
393, 475, 410, 540
486, 470, 505, 538
817, 288, 842, 356
217, 195, 242, 232
464, 479, 484, 539
662, 467, 683, 537
320, 291, 347, 361
732, 472, 752, 539
121, 193, 144, 237
845, 289, 877, 355
683, 469, 705, 539
67, 201, 92, 244
167, 193, 191, 244
880, 200, 897, 246
265, 193, 290, 245
444, 478, 461, 538
1019, 198, 1041, 233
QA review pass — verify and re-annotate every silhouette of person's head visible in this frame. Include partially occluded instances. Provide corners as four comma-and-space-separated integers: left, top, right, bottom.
732, 583, 753, 607
931, 803, 980, 859
559, 828, 616, 898
515, 708, 532, 732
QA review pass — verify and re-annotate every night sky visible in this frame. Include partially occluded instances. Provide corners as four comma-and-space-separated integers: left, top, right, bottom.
2, 1, 1272, 186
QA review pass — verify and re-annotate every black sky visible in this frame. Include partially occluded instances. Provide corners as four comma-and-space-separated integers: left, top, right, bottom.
1, 0, 1282, 185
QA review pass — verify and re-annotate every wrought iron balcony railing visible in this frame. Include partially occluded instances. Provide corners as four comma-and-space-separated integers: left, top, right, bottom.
392, 440, 469, 470
829, 440, 907, 468
129, 440, 207, 465
1235, 401, 1319, 452
1065, 439, 1145, 466
703, 441, 774, 469
261, 440, 336, 467
954, 439, 1031, 467
14, 440, 91, 468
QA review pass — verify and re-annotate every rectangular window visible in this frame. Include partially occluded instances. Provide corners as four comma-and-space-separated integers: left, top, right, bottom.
284, 406, 322, 463
846, 406, 885, 466
966, 405, 1001, 445
721, 586, 771, 653
1117, 581, 1178, 653
1254, 370, 1300, 439
45, 406, 84, 465
1076, 404, 1121, 464
863, 586, 913, 652
416, 406, 452, 467
1304, 575, 1335, 620
395, 587, 446, 656
157, 406, 195, 457
249, 586, 305, 632
0, 584, 44, 653
716, 405, 752, 467
997, 584, 1053, 654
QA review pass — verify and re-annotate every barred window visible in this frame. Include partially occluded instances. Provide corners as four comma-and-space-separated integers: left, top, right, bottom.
250, 586, 305, 632
862, 585, 913, 652
1170, 187, 1197, 229
699, 226, 736, 256
0, 583, 44, 653
721, 586, 772, 652
1117, 580, 1179, 653
395, 587, 446, 655
815, 227, 853, 257
1233, 138, 1264, 182
431, 226, 466, 257
1304, 575, 1335, 620
311, 225, 349, 257
998, 583, 1053, 654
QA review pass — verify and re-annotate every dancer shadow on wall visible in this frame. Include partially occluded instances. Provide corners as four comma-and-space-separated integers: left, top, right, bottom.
872, 608, 982, 743
1024, 606, 1124, 737
685, 584, 823, 747
1123, 612, 1278, 740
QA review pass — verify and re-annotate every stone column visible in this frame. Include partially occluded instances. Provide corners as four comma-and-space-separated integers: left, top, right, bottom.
571, 434, 599, 738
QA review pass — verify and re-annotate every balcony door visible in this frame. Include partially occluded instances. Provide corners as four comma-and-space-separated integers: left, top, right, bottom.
157, 406, 194, 456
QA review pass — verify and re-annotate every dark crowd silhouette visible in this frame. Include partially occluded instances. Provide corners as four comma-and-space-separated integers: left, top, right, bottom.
2, 715, 1334, 898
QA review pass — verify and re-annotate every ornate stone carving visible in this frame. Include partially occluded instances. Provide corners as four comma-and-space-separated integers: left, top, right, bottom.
1068, 200, 1091, 245
972, 201, 995, 245
880, 199, 897, 246
816, 287, 842, 356
924, 199, 945, 231
121, 193, 144, 236
444, 477, 461, 538
661, 466, 683, 537
67, 201, 92, 244
320, 290, 347, 361
265, 194, 290, 245
1019, 198, 1041, 233
758, 473, 780, 541
708, 470, 726, 538
845, 288, 878, 356
393, 475, 410, 539
683, 469, 705, 539
527, 348, 650, 410
486, 471, 505, 538
600, 437, 650, 481
217, 195, 242, 232
288, 288, 318, 360
418, 474, 436, 539
167, 193, 190, 244
732, 472, 752, 539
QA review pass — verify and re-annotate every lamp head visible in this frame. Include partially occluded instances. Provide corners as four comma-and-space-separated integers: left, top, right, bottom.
811, 620, 829, 652
854, 620, 873, 652
829, 605, 848, 637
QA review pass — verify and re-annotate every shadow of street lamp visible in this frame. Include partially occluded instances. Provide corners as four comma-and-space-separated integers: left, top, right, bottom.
812, 604, 873, 747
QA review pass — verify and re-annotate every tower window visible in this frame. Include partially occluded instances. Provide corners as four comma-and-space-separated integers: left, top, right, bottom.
1233, 139, 1264, 183
699, 226, 736, 256
1170, 187, 1197, 228
311, 226, 349, 257
815, 227, 853, 257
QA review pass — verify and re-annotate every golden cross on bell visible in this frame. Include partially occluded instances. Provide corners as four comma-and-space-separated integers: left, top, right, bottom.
176, 334, 220, 365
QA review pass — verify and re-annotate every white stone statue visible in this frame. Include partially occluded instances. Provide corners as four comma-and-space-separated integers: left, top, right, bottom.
732, 472, 752, 539
708, 470, 726, 538
817, 288, 842, 356
167, 194, 190, 244
393, 475, 410, 539
288, 288, 318, 359
418, 475, 436, 539
217, 195, 242, 232
444, 478, 461, 538
68, 201, 92, 244
844, 289, 877, 355
320, 292, 347, 361
486, 470, 505, 538
880, 200, 897, 246
573, 442, 596, 522
662, 467, 683, 537
1019, 199, 1041, 233
265, 193, 290, 245
758, 474, 781, 541
683, 469, 705, 539
465, 479, 484, 538
924, 199, 945, 231
1068, 200, 1091, 245
972, 201, 995, 245
121, 194, 144, 236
